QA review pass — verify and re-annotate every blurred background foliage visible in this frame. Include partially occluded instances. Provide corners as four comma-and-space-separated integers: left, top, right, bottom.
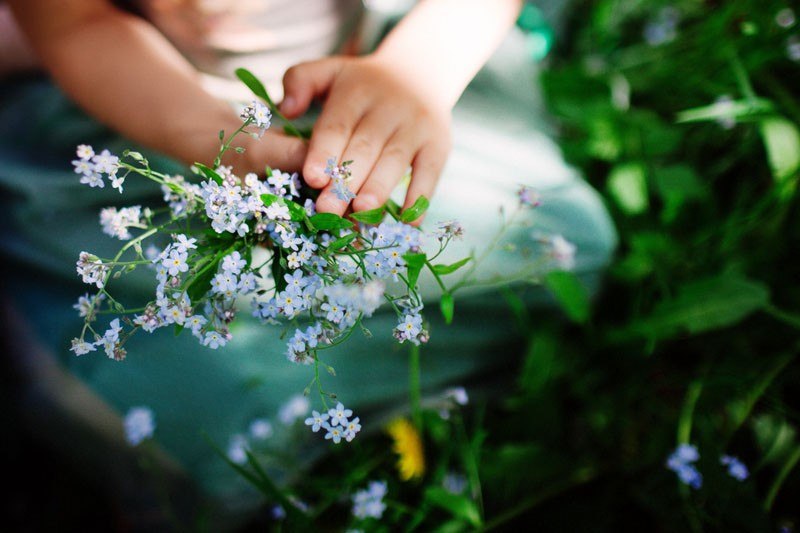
245, 1, 800, 530
220, 1, 800, 530
486, 0, 800, 529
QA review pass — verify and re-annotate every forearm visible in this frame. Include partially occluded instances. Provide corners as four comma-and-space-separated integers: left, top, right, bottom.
373, 0, 523, 109
8, 0, 248, 168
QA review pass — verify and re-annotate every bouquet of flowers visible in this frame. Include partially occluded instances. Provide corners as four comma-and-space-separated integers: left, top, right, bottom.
69, 69, 559, 448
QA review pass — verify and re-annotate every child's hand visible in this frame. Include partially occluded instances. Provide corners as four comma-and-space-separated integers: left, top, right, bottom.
280, 55, 452, 223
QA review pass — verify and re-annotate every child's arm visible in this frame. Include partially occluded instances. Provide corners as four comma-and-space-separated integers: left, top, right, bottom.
8, 0, 306, 173
280, 0, 523, 221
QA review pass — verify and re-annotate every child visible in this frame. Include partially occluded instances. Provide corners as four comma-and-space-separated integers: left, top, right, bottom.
1, 0, 616, 527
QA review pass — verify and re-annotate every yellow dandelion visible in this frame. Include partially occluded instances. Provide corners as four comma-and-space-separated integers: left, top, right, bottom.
386, 418, 425, 481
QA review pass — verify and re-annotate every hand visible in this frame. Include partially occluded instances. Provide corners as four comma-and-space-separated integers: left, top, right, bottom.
237, 129, 308, 175
280, 55, 452, 224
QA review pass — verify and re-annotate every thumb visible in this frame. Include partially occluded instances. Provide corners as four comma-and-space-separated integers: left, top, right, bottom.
280, 57, 345, 118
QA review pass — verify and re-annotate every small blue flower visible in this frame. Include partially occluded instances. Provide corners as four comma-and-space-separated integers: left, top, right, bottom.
720, 455, 749, 481
666, 443, 702, 489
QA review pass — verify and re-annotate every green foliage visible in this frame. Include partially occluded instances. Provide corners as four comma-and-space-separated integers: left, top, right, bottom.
350, 205, 386, 224
183, 3, 800, 531
543, 270, 590, 324
529, 0, 800, 528
399, 195, 430, 223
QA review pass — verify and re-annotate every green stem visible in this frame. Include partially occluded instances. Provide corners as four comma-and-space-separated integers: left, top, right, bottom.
764, 305, 800, 330
677, 379, 703, 445
727, 352, 794, 439
409, 343, 422, 430
764, 444, 800, 511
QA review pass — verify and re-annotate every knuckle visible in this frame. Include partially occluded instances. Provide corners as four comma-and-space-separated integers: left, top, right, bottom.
319, 120, 350, 137
349, 135, 373, 154
352, 194, 381, 213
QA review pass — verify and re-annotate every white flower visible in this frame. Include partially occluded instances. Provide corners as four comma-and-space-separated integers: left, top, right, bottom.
99, 206, 142, 240
327, 402, 352, 427
343, 417, 361, 442
70, 338, 96, 356
278, 394, 310, 425
92, 149, 120, 175
227, 434, 249, 465
549, 235, 577, 271
79, 172, 104, 188
249, 419, 274, 440
164, 248, 189, 277
76, 144, 95, 160
72, 159, 95, 176
304, 410, 330, 432
187, 314, 207, 336
202, 331, 227, 349
174, 234, 197, 251
323, 423, 344, 444
444, 386, 469, 406
110, 174, 126, 193
352, 481, 387, 519
221, 251, 246, 274
76, 251, 109, 288
123, 406, 155, 446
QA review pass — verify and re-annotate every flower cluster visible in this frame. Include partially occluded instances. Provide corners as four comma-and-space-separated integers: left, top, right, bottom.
351, 480, 388, 520
240, 100, 272, 134
666, 445, 751, 489
326, 157, 356, 202
70, 71, 550, 449
720, 454, 749, 481
72, 144, 123, 191
100, 206, 144, 240
305, 402, 361, 444
666, 443, 702, 489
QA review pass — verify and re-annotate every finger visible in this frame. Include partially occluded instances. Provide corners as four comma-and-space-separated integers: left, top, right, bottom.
302, 93, 365, 188
328, 111, 400, 207
279, 57, 344, 118
254, 131, 308, 173
403, 141, 449, 226
350, 129, 418, 214
317, 128, 415, 216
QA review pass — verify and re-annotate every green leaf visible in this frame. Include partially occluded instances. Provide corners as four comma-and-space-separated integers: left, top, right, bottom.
652, 165, 708, 223
760, 117, 800, 185
607, 162, 648, 215
283, 124, 312, 140
400, 195, 430, 223
404, 253, 427, 287
385, 198, 402, 219
327, 232, 358, 251
350, 205, 386, 224
260, 193, 279, 207
174, 324, 184, 337
194, 162, 223, 185
284, 199, 307, 222
186, 255, 222, 302
425, 486, 482, 527
309, 212, 354, 232
432, 257, 471, 276
271, 250, 287, 292
259, 194, 305, 222
543, 270, 590, 324
626, 273, 770, 340
234, 68, 274, 106
440, 293, 454, 325
676, 97, 773, 124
